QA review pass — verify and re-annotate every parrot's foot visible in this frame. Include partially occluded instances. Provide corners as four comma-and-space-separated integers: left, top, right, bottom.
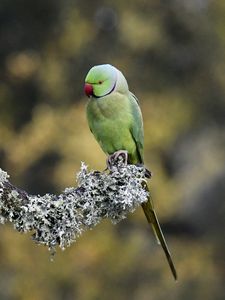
135, 164, 152, 179
145, 168, 152, 178
107, 150, 128, 169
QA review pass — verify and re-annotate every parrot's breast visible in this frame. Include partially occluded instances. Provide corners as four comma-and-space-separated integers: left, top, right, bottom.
86, 93, 139, 163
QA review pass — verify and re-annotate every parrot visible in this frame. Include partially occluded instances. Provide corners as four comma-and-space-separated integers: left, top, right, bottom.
84, 64, 177, 280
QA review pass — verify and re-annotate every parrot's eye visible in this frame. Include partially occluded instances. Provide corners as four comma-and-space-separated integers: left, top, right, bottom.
98, 80, 103, 84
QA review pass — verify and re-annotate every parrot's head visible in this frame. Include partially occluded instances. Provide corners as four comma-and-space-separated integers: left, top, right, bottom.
84, 64, 129, 98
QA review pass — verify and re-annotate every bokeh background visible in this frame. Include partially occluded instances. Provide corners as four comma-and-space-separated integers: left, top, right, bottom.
0, 0, 225, 299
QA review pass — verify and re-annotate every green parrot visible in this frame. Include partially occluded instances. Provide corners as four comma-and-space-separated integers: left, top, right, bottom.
84, 64, 177, 280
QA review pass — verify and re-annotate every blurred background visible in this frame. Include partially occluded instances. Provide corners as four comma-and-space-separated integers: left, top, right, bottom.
0, 0, 225, 299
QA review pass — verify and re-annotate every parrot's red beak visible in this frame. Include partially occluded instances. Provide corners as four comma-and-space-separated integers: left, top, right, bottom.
84, 83, 93, 97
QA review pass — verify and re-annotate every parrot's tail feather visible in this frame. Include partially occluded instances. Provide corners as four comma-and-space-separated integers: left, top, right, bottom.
141, 185, 178, 281
150, 223, 161, 245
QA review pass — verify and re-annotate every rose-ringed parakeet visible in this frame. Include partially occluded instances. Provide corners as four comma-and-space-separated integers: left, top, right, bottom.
84, 64, 177, 280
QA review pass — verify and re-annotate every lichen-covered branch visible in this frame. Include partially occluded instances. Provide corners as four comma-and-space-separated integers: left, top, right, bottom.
0, 159, 148, 252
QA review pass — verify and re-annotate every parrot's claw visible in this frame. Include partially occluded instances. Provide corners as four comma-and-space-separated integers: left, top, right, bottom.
135, 164, 152, 179
107, 150, 128, 170
145, 168, 152, 178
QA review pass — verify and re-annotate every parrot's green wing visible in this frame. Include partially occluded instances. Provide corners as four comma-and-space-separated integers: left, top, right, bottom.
129, 92, 144, 164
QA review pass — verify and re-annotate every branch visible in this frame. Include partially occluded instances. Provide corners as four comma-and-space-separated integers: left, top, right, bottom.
0, 158, 148, 252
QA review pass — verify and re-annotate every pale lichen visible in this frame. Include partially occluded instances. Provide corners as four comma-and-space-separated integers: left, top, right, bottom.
0, 160, 149, 252
0, 168, 9, 185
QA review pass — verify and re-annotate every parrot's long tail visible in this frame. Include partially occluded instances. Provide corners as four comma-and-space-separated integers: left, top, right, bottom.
141, 184, 177, 281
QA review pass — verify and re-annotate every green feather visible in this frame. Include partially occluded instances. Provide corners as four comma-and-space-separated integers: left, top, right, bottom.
128, 92, 144, 164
